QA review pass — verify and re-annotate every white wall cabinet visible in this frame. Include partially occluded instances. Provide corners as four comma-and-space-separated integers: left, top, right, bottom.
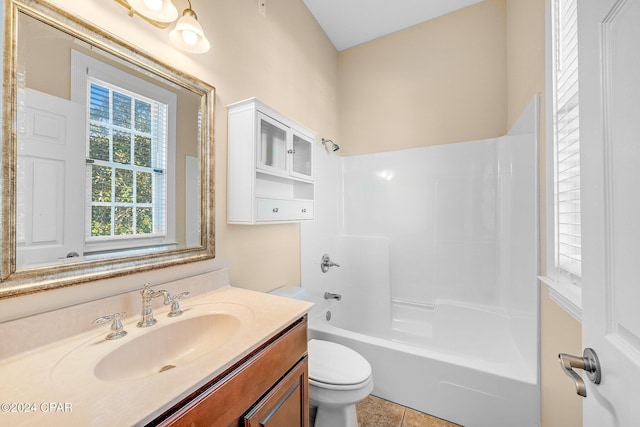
228, 98, 315, 224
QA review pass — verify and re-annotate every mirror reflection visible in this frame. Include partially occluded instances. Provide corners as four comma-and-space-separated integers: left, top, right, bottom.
1, 0, 215, 295
17, 13, 201, 268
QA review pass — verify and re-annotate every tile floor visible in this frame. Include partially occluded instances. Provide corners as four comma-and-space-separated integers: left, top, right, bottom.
356, 395, 460, 427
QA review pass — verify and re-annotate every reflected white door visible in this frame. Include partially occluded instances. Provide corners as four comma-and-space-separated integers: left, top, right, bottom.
17, 89, 85, 267
580, 0, 640, 424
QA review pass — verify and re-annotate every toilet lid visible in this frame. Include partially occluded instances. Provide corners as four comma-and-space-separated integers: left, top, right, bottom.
308, 339, 372, 386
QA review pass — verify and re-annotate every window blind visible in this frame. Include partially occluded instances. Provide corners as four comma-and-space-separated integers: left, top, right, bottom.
552, 0, 581, 282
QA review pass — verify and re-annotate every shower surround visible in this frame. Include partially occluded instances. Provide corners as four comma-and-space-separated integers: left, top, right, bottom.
301, 98, 540, 427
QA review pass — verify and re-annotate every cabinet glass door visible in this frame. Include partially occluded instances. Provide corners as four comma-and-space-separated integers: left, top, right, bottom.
257, 113, 287, 175
291, 132, 313, 180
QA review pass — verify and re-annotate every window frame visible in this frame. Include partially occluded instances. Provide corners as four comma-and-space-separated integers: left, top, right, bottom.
542, 0, 582, 321
71, 50, 177, 255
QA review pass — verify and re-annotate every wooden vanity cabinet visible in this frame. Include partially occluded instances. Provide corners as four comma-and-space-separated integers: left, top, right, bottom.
149, 316, 309, 427
243, 357, 308, 427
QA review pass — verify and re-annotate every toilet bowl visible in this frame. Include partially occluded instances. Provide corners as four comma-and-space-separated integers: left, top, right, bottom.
308, 339, 374, 427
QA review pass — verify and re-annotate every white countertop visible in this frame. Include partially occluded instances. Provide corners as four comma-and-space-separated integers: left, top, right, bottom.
0, 286, 311, 426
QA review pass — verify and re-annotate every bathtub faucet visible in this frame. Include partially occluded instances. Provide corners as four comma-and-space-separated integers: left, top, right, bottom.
324, 292, 342, 301
321, 254, 340, 273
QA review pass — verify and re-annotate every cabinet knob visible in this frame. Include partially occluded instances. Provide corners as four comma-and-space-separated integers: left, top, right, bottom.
301, 208, 307, 213
287, 149, 296, 154
273, 208, 279, 213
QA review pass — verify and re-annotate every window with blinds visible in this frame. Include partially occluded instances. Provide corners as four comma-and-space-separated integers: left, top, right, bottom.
85, 77, 168, 244
551, 0, 581, 284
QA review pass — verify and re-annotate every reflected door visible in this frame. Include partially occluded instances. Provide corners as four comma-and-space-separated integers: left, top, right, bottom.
16, 89, 85, 267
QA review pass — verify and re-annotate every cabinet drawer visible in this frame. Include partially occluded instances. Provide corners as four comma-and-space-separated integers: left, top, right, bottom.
256, 199, 313, 221
244, 356, 308, 427
287, 200, 313, 220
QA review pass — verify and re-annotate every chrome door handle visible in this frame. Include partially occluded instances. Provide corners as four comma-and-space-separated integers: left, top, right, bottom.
558, 348, 601, 397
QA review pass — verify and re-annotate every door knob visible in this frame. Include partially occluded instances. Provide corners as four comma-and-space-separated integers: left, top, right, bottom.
558, 348, 601, 397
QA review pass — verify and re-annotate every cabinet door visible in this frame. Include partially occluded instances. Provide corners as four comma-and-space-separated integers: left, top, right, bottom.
257, 112, 288, 176
290, 131, 313, 181
243, 357, 309, 427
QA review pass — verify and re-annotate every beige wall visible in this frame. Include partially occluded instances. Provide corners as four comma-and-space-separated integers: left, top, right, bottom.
540, 286, 583, 426
202, 0, 339, 291
337, 0, 507, 155
43, 0, 339, 294
506, 0, 545, 129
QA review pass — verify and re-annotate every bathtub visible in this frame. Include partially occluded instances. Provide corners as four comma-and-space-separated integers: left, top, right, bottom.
304, 291, 540, 427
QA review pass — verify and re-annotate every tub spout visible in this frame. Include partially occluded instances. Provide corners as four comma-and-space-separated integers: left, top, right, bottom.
324, 292, 342, 301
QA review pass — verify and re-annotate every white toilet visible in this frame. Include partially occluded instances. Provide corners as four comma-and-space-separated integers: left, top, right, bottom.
266, 286, 374, 426
308, 339, 374, 427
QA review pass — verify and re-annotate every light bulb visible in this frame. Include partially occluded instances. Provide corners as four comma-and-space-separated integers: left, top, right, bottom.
181, 30, 199, 46
143, 0, 162, 11
169, 9, 210, 53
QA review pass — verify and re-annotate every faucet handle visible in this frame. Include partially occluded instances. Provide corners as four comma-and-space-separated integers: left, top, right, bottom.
93, 312, 127, 340
321, 254, 340, 273
166, 291, 190, 317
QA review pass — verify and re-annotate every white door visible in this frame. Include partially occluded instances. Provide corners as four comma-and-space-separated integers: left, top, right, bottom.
16, 89, 85, 267
579, 0, 640, 424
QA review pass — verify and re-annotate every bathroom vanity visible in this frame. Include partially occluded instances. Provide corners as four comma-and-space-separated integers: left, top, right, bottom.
0, 285, 312, 426
152, 316, 309, 426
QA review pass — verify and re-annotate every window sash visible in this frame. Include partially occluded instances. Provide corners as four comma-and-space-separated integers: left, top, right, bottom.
85, 77, 168, 243
552, 0, 581, 283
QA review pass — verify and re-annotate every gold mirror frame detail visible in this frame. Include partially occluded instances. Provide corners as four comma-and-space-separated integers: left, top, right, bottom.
0, 0, 215, 298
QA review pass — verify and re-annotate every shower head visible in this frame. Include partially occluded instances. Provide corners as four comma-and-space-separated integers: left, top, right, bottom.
321, 138, 340, 152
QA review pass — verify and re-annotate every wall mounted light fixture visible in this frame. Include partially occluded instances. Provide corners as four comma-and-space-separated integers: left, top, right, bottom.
114, 0, 210, 53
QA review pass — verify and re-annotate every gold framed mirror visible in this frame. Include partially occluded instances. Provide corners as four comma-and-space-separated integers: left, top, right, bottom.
0, 0, 215, 298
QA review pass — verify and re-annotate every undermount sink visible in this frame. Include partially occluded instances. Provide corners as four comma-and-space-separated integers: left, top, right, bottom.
51, 303, 254, 383
95, 313, 240, 381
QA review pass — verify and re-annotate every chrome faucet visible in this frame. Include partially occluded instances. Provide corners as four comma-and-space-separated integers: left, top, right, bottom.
320, 254, 340, 273
137, 283, 170, 327
324, 292, 342, 301
166, 291, 190, 317
93, 311, 127, 340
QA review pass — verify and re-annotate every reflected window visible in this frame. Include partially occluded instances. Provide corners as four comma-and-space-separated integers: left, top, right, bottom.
72, 50, 177, 255
85, 78, 168, 241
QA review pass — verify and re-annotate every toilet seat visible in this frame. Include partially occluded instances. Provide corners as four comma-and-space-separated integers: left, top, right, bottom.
308, 339, 372, 390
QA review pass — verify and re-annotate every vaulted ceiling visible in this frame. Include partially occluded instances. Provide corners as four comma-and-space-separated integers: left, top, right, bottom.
302, 0, 485, 51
